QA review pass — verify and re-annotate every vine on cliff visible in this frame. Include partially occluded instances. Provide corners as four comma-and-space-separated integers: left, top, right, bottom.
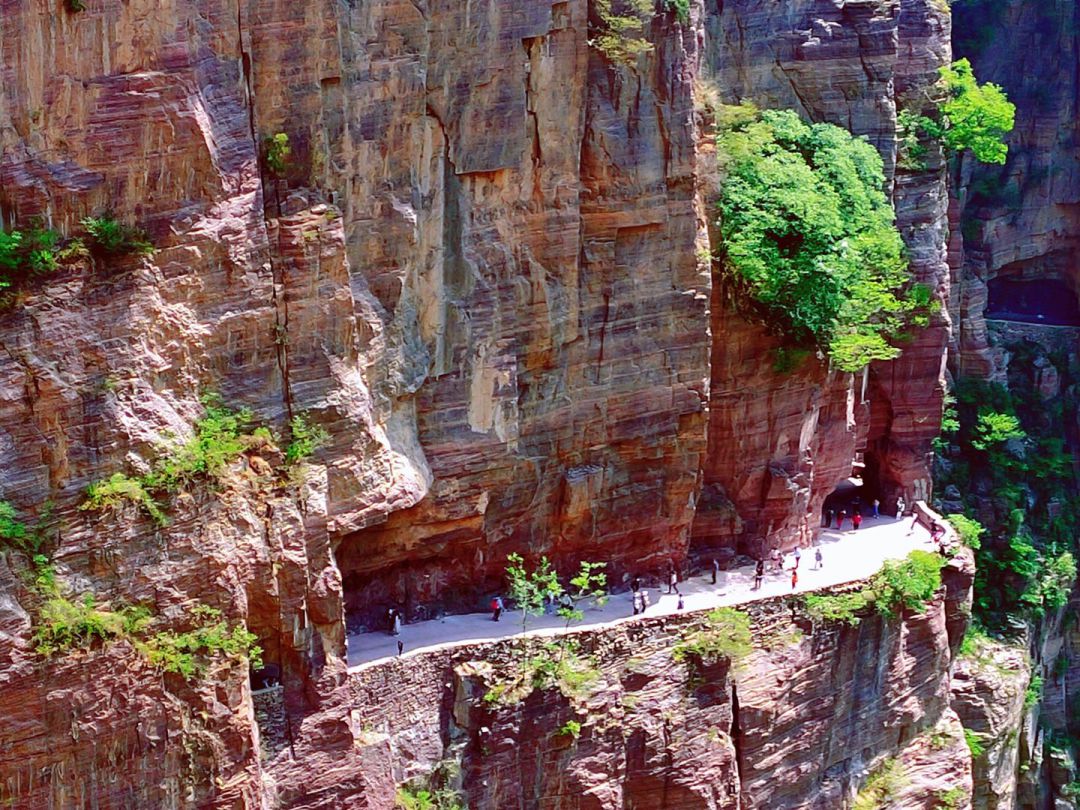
714, 106, 934, 371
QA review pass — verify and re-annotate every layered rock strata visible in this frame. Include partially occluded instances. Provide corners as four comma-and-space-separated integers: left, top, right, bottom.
0, 0, 959, 806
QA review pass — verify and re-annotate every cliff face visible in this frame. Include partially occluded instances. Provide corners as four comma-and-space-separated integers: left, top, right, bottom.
0, 0, 962, 807
347, 555, 974, 810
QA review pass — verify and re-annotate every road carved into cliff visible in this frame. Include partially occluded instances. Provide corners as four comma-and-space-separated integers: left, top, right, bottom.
347, 515, 935, 669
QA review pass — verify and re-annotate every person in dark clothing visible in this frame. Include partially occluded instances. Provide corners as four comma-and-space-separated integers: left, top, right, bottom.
631, 576, 641, 592
852, 512, 862, 530
491, 596, 504, 622
754, 559, 765, 590
712, 559, 720, 584
386, 608, 396, 636
814, 547, 823, 569
397, 640, 404, 656
668, 568, 679, 595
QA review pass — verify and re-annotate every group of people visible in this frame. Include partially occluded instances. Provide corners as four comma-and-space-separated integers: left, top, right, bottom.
759, 544, 824, 591
823, 496, 907, 531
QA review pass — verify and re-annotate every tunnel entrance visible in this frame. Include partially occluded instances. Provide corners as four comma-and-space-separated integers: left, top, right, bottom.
819, 454, 884, 525
986, 276, 1080, 325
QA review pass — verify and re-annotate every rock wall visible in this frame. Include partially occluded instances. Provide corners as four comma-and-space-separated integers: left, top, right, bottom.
348, 555, 974, 809
691, 0, 952, 559
951, 0, 1080, 378
0, 0, 960, 806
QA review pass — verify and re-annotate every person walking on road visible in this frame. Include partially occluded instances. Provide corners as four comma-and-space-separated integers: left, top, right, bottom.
711, 558, 720, 585
814, 546, 823, 570
391, 611, 402, 636
791, 568, 798, 590
836, 510, 846, 529
491, 596, 504, 622
677, 595, 685, 611
631, 576, 641, 592
896, 497, 906, 518
397, 640, 404, 656
872, 499, 880, 518
386, 608, 396, 636
642, 590, 651, 612
668, 568, 679, 595
852, 512, 862, 531
632, 591, 641, 616
754, 559, 765, 590
792, 546, 802, 570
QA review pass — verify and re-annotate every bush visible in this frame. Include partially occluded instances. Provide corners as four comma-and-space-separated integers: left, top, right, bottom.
970, 410, 1025, 451
264, 133, 291, 175
947, 514, 985, 550
804, 551, 944, 625
853, 758, 906, 810
803, 590, 874, 626
715, 109, 929, 371
590, 0, 655, 63
34, 597, 261, 680
935, 786, 967, 810
140, 604, 263, 679
82, 472, 168, 525
483, 640, 601, 705
33, 594, 150, 655
82, 394, 257, 524
964, 727, 986, 758
284, 413, 330, 466
80, 215, 153, 256
673, 607, 753, 665
936, 59, 1015, 165
873, 550, 944, 618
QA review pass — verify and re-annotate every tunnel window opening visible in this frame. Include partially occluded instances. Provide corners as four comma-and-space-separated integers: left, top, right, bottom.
986, 275, 1080, 325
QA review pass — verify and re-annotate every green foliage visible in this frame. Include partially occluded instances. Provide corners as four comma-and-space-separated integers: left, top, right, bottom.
0, 224, 78, 296
964, 727, 986, 758
934, 786, 967, 810
936, 59, 1015, 165
664, 0, 690, 23
558, 560, 608, 629
504, 552, 562, 634
0, 500, 30, 548
590, 0, 656, 63
80, 215, 153, 256
852, 758, 906, 810
804, 551, 944, 625
947, 514, 984, 550
284, 413, 329, 466
897, 109, 932, 171
82, 394, 264, 524
34, 596, 261, 680
803, 590, 874, 626
483, 640, 601, 705
64, 0, 86, 11
394, 784, 464, 810
82, 472, 168, 526
1024, 673, 1043, 710
140, 604, 263, 679
264, 133, 291, 175
970, 410, 1025, 451
673, 607, 753, 665
873, 550, 944, 618
715, 108, 928, 371
559, 719, 582, 740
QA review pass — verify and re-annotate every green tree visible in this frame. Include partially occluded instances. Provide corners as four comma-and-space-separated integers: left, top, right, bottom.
936, 59, 1015, 165
557, 561, 608, 630
970, 410, 1025, 451
715, 108, 930, 371
947, 514, 985, 550
504, 553, 562, 634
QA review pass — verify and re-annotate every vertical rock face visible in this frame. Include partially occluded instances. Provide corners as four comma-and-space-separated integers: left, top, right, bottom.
346, 583, 971, 810
951, 0, 1080, 378
692, 0, 952, 556
0, 0, 959, 806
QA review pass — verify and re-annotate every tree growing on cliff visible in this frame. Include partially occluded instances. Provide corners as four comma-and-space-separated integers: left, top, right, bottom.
714, 108, 933, 371
557, 561, 609, 630
504, 552, 562, 634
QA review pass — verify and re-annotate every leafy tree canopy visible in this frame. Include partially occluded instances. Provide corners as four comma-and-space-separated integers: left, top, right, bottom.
715, 107, 931, 371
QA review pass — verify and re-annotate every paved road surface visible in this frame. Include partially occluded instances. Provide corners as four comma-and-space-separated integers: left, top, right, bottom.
347, 515, 933, 670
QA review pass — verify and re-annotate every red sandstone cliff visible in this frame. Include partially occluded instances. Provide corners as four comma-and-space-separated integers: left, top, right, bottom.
0, 0, 960, 806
